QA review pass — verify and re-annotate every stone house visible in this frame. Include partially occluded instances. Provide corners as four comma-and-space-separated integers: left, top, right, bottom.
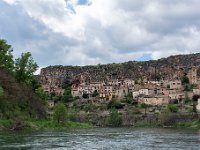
124, 79, 135, 86
132, 91, 140, 99
138, 95, 169, 106
193, 88, 200, 95
169, 80, 182, 90
139, 88, 149, 95
169, 93, 185, 100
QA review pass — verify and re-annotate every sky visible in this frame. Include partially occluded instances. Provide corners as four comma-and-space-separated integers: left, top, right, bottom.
0, 0, 200, 74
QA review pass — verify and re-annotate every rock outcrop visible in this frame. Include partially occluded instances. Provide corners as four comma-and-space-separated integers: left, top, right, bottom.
40, 53, 200, 94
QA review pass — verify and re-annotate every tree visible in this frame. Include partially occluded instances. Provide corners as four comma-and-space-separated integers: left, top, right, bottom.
14, 52, 38, 84
35, 87, 48, 103
106, 109, 122, 127
192, 95, 200, 112
82, 92, 89, 99
61, 86, 73, 103
91, 90, 99, 97
0, 39, 14, 71
181, 75, 189, 84
53, 102, 67, 124
0, 85, 3, 96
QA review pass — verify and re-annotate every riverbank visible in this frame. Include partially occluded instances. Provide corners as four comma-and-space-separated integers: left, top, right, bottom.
0, 119, 94, 131
1, 118, 200, 131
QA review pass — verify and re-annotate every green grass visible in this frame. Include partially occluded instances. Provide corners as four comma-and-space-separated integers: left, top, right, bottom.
174, 119, 200, 129
0, 119, 13, 129
0, 119, 94, 130
25, 120, 94, 130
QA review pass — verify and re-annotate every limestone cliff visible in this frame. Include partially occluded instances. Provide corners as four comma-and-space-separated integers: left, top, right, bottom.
40, 53, 200, 94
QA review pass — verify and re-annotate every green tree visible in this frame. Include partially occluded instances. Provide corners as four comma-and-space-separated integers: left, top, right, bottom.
82, 92, 89, 99
91, 90, 99, 97
0, 39, 14, 71
181, 76, 189, 84
106, 109, 122, 127
0, 85, 3, 96
192, 95, 200, 112
14, 52, 38, 84
53, 102, 67, 124
35, 87, 48, 103
62, 87, 73, 103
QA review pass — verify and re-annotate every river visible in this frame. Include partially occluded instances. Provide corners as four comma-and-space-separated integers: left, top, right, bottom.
0, 128, 200, 150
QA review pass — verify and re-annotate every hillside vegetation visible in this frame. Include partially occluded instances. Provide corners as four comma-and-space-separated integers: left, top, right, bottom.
0, 39, 46, 129
0, 68, 45, 120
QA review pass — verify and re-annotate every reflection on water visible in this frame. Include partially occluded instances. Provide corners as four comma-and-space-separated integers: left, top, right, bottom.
0, 128, 200, 150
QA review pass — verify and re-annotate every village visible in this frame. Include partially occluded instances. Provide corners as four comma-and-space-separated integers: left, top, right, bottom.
66, 67, 200, 106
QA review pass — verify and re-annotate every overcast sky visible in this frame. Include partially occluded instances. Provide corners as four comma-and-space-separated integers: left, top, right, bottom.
1, 0, 200, 73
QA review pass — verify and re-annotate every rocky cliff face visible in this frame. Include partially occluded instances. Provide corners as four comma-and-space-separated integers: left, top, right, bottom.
40, 53, 200, 94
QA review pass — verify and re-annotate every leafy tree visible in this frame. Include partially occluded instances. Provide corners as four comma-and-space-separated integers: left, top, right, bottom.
62, 87, 73, 103
0, 85, 3, 96
0, 39, 14, 71
53, 102, 67, 124
123, 93, 133, 104
106, 109, 122, 127
181, 76, 189, 84
91, 90, 99, 97
35, 87, 48, 103
152, 73, 162, 81
192, 95, 200, 112
14, 52, 38, 84
82, 92, 89, 99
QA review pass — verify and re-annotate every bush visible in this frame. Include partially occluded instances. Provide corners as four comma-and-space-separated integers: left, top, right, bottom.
105, 109, 122, 127
82, 93, 89, 99
140, 103, 148, 108
107, 99, 125, 109
91, 90, 99, 97
67, 109, 78, 122
168, 104, 178, 113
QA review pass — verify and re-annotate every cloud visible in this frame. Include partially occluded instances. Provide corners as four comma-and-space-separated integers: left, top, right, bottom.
1, 0, 200, 71
2, 0, 17, 5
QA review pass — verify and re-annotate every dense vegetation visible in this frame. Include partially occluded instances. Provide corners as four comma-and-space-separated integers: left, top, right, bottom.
0, 39, 47, 129
0, 39, 93, 130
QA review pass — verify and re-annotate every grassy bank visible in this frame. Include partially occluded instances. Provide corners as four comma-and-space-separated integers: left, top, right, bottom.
173, 119, 200, 129
0, 119, 94, 130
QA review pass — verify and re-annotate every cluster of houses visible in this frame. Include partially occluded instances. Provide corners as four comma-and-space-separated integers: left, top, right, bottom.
70, 67, 200, 106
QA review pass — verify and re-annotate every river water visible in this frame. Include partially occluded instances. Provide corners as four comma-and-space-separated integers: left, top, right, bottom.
0, 128, 200, 150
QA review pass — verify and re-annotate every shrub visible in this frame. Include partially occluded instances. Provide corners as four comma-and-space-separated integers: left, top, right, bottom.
168, 104, 178, 113
82, 93, 89, 99
140, 103, 148, 108
105, 109, 122, 127
91, 90, 99, 97
107, 99, 124, 109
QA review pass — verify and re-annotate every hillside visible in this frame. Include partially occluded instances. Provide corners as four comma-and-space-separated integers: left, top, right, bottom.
0, 68, 46, 121
40, 53, 200, 91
